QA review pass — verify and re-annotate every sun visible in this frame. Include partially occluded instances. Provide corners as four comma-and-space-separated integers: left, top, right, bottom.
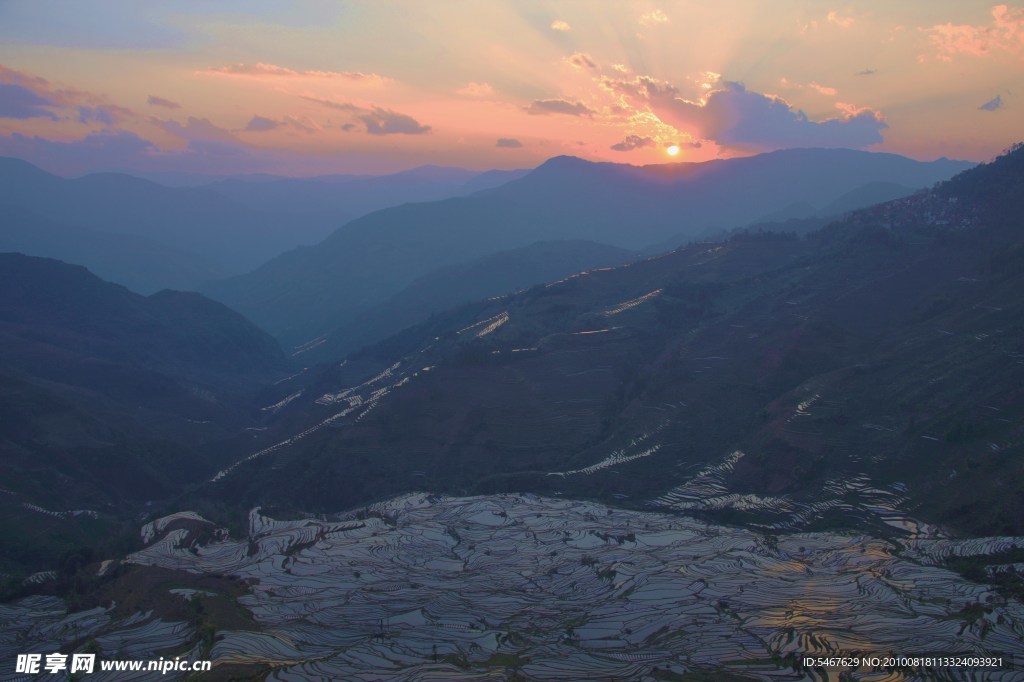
666, 145, 680, 157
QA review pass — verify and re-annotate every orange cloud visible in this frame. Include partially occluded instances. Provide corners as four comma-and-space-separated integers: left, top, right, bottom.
205, 63, 385, 82
827, 10, 854, 28
780, 78, 838, 96
923, 4, 1024, 60
608, 75, 886, 151
639, 10, 669, 26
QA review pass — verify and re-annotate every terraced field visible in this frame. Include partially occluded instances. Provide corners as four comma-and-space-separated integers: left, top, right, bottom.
6, 494, 1022, 680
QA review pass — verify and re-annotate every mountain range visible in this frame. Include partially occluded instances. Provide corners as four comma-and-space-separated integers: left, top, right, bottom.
0, 158, 528, 294
202, 148, 972, 357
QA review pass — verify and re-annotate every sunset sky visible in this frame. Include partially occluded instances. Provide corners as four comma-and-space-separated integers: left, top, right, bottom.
0, 1, 1021, 176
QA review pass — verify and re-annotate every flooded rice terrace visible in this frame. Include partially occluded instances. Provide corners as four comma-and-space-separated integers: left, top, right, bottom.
4, 493, 1024, 681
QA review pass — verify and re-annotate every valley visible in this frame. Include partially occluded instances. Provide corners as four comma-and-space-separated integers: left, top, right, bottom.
4, 4, 1024, 679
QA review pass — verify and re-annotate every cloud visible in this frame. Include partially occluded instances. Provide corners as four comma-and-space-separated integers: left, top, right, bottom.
457, 82, 495, 97
601, 75, 679, 100
282, 115, 319, 133
243, 114, 319, 133
0, 65, 126, 122
158, 116, 247, 158
0, 130, 157, 174
301, 96, 362, 113
527, 99, 596, 117
77, 104, 131, 126
855, 68, 877, 76
639, 10, 669, 26
923, 4, 1024, 61
0, 83, 57, 119
780, 78, 838, 96
612, 77, 886, 151
827, 10, 855, 28
566, 53, 598, 71
205, 62, 384, 82
147, 95, 181, 109
0, 65, 53, 92
550, 19, 571, 32
610, 135, 655, 152
979, 94, 1003, 110
358, 107, 431, 135
496, 137, 523, 148
244, 115, 279, 132
301, 96, 428, 134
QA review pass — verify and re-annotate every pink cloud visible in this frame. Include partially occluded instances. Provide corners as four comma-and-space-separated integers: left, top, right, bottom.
780, 78, 839, 96
0, 64, 117, 112
205, 63, 385, 82
923, 4, 1024, 60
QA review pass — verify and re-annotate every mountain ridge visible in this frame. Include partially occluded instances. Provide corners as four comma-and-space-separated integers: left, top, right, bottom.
203, 148, 973, 349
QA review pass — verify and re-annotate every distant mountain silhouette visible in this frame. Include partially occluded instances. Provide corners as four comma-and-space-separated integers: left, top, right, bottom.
206, 144, 1023, 539
0, 158, 528, 293
200, 165, 529, 242
0, 204, 225, 292
204, 148, 972, 348
0, 157, 296, 280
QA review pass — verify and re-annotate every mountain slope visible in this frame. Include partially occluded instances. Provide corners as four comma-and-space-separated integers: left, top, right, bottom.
0, 254, 288, 574
307, 240, 635, 359
203, 145, 1023, 538
203, 148, 972, 348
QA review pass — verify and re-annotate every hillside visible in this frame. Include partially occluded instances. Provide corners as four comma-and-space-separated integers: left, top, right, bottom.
0, 254, 288, 575
204, 145, 1023, 538
312, 240, 635, 359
